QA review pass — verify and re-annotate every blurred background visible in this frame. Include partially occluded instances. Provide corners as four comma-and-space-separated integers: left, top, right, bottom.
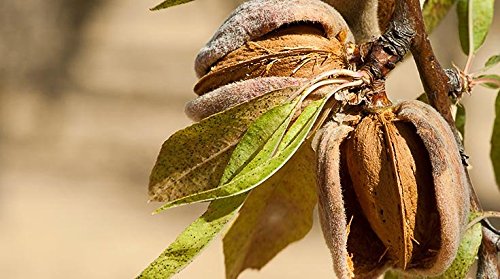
0, 0, 498, 278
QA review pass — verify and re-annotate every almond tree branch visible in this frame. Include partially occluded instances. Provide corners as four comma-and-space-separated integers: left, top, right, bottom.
405, 0, 456, 127
478, 227, 500, 278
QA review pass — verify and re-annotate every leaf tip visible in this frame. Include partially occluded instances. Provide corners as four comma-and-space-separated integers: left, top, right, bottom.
152, 207, 164, 215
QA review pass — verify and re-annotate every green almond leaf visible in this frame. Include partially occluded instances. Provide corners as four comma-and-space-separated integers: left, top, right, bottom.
457, 0, 495, 54
483, 54, 500, 70
491, 90, 500, 188
149, 88, 294, 203
139, 96, 303, 278
223, 143, 317, 279
477, 74, 500, 89
455, 103, 466, 138
155, 99, 326, 212
232, 107, 295, 180
138, 92, 300, 277
137, 195, 246, 279
219, 100, 299, 185
150, 0, 194, 11
383, 270, 401, 279
383, 213, 483, 279
423, 0, 457, 33
155, 99, 299, 213
416, 93, 429, 103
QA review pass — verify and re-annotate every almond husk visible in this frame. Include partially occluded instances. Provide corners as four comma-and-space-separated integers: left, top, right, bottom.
377, 0, 395, 33
194, 0, 353, 78
194, 25, 346, 95
315, 100, 470, 278
315, 121, 388, 279
395, 100, 469, 276
186, 77, 305, 121
189, 0, 354, 120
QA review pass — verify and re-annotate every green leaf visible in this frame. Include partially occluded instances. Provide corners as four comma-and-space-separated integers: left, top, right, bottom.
483, 54, 500, 70
384, 213, 483, 279
154, 99, 299, 213
223, 143, 317, 279
416, 93, 429, 103
138, 195, 246, 279
148, 88, 294, 202
155, 99, 326, 212
455, 103, 466, 138
423, 0, 457, 33
457, 0, 495, 54
383, 270, 402, 279
219, 100, 298, 185
477, 74, 500, 89
140, 98, 295, 277
138, 95, 305, 278
491, 91, 500, 188
150, 0, 194, 11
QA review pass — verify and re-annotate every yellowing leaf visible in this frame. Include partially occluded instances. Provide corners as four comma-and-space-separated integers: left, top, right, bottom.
223, 143, 317, 279
150, 0, 194, 11
149, 88, 294, 202
416, 93, 429, 103
137, 195, 246, 279
383, 270, 401, 279
457, 0, 495, 54
155, 99, 326, 211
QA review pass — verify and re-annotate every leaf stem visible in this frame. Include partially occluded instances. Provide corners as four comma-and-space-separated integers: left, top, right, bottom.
465, 53, 475, 76
467, 211, 500, 230
464, 0, 475, 74
288, 69, 363, 101
471, 77, 500, 88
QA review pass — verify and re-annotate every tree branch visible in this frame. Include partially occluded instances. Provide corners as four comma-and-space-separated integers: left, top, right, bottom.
477, 227, 500, 278
359, 0, 414, 82
405, 0, 454, 123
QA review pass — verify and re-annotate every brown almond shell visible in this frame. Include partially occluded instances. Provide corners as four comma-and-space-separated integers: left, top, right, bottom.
345, 112, 440, 271
194, 25, 346, 95
194, 0, 353, 78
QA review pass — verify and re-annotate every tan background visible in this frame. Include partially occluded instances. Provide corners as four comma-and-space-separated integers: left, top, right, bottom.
0, 0, 499, 278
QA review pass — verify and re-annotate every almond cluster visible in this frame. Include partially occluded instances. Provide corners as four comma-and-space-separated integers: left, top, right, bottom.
186, 0, 352, 121
186, 0, 471, 278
